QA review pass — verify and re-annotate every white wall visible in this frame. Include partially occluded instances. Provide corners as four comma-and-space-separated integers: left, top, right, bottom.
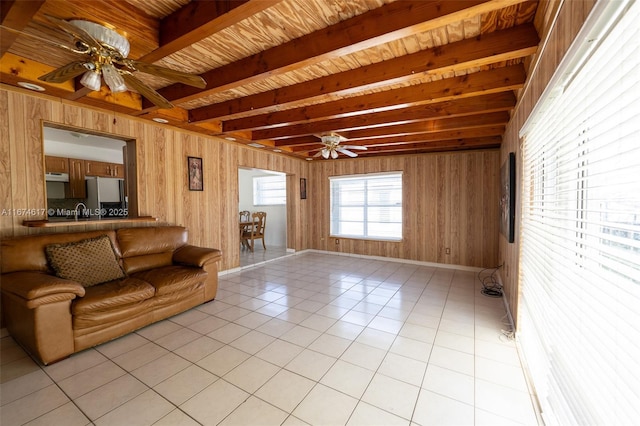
238, 168, 287, 248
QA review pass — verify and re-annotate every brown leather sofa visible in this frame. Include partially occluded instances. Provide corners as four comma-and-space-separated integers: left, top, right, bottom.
0, 226, 222, 365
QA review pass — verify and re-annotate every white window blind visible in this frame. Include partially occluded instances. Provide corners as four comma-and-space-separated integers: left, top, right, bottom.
253, 175, 286, 205
330, 172, 402, 240
519, 1, 640, 424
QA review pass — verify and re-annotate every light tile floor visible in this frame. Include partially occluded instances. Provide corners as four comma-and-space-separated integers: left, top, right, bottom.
239, 246, 288, 268
0, 252, 539, 425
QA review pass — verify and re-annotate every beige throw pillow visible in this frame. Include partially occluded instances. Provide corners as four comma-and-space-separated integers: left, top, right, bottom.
46, 235, 125, 287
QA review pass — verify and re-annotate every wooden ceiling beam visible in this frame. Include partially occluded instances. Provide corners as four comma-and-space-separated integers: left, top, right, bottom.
139, 0, 282, 64
287, 126, 506, 151
191, 23, 538, 123
225, 92, 516, 136
248, 65, 524, 140
149, 0, 530, 108
1, 0, 45, 56
343, 137, 503, 156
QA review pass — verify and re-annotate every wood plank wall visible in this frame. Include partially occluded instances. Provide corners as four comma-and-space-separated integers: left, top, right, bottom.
307, 150, 500, 268
0, 86, 309, 271
499, 0, 596, 326
1, 85, 501, 272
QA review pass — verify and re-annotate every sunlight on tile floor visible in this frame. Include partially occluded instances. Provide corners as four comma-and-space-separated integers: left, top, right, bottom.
1, 252, 539, 425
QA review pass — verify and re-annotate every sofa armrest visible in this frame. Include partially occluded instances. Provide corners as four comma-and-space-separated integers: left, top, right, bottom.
1, 271, 85, 305
173, 245, 222, 268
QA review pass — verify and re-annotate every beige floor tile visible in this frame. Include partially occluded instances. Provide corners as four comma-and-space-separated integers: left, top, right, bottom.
362, 373, 420, 420
173, 336, 225, 363
429, 346, 474, 376
234, 311, 273, 329
180, 380, 249, 425
389, 336, 432, 362
412, 389, 474, 426
112, 342, 169, 372
279, 325, 321, 347
154, 327, 201, 351
308, 333, 352, 358
229, 330, 275, 354
340, 342, 386, 371
131, 352, 191, 387
154, 364, 217, 405
43, 349, 107, 381
475, 379, 538, 424
281, 415, 310, 425
94, 389, 173, 426
285, 349, 336, 381
153, 409, 201, 426
320, 359, 374, 399
168, 307, 211, 326
219, 395, 288, 426
422, 364, 474, 406
0, 356, 41, 384
341, 310, 375, 326
254, 369, 315, 412
57, 360, 126, 399
23, 401, 90, 426
378, 353, 427, 387
0, 384, 69, 426
224, 356, 280, 393
1, 369, 53, 405
255, 318, 297, 337
293, 384, 358, 425
136, 320, 182, 341
206, 322, 251, 344
197, 345, 250, 376
355, 327, 396, 350
368, 316, 404, 334
299, 313, 336, 332
433, 330, 475, 355
399, 323, 437, 344
475, 356, 529, 392
186, 315, 230, 335
326, 321, 365, 340
255, 302, 290, 317
276, 308, 313, 324
474, 339, 521, 367
74, 374, 147, 420
347, 401, 409, 426
255, 339, 304, 367
94, 333, 149, 359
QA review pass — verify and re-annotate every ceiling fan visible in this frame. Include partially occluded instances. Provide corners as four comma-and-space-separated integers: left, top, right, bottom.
7, 15, 206, 109
312, 133, 367, 159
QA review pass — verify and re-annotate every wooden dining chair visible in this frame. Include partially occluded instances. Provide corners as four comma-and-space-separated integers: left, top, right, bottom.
239, 210, 251, 249
242, 211, 266, 252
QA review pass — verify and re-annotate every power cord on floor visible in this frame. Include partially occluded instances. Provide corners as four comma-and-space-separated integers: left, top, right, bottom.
478, 264, 503, 298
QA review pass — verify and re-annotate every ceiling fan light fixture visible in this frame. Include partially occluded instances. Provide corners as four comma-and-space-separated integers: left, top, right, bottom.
322, 148, 330, 159
102, 64, 127, 92
80, 70, 101, 91
331, 149, 339, 159
70, 20, 130, 57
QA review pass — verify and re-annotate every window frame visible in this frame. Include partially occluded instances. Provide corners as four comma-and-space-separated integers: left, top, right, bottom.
252, 174, 286, 206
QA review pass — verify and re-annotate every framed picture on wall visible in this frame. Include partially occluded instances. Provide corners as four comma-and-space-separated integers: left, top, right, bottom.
500, 152, 516, 243
300, 178, 307, 199
188, 157, 203, 191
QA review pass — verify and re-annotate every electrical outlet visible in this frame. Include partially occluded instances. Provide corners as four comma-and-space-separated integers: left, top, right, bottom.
445, 248, 450, 255
335, 239, 340, 245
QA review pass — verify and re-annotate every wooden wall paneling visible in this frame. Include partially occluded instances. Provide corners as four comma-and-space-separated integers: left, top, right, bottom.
219, 142, 239, 270
25, 96, 48, 227
482, 151, 499, 267
0, 90, 12, 238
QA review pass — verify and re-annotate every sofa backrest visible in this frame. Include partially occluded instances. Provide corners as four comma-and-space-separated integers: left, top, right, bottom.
1, 230, 119, 274
117, 226, 187, 274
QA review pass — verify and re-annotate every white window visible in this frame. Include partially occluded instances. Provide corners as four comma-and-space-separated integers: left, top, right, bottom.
519, 1, 640, 424
253, 175, 286, 205
330, 172, 402, 240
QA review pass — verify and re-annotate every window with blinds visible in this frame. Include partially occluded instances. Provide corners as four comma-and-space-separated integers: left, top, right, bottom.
329, 172, 402, 240
518, 1, 640, 424
253, 175, 286, 205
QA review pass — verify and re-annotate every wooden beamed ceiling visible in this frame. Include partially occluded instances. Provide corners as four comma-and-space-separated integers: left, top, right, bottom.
0, 0, 541, 159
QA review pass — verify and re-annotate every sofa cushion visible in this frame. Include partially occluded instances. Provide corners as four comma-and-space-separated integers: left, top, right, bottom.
45, 235, 125, 287
132, 265, 208, 296
72, 277, 155, 315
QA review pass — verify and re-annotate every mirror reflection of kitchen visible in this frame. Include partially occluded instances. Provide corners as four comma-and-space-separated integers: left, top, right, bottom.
44, 126, 128, 220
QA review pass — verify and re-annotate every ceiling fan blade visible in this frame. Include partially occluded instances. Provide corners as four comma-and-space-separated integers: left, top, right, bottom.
121, 59, 206, 88
336, 148, 358, 157
341, 145, 367, 150
38, 61, 88, 83
44, 15, 102, 52
0, 24, 88, 54
120, 72, 174, 109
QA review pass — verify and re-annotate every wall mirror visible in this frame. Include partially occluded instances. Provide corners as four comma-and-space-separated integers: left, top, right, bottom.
42, 123, 137, 220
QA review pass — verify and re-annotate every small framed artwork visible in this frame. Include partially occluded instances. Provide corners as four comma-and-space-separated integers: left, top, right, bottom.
300, 178, 307, 199
500, 152, 516, 243
188, 156, 203, 191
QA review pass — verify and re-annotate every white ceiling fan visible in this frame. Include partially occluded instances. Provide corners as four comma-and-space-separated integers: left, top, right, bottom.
4, 15, 206, 109
312, 133, 367, 159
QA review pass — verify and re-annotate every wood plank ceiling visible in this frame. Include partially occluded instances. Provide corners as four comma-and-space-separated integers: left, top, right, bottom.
0, 0, 541, 159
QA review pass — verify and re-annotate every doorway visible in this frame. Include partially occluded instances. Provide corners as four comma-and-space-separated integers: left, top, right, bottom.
238, 167, 289, 267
